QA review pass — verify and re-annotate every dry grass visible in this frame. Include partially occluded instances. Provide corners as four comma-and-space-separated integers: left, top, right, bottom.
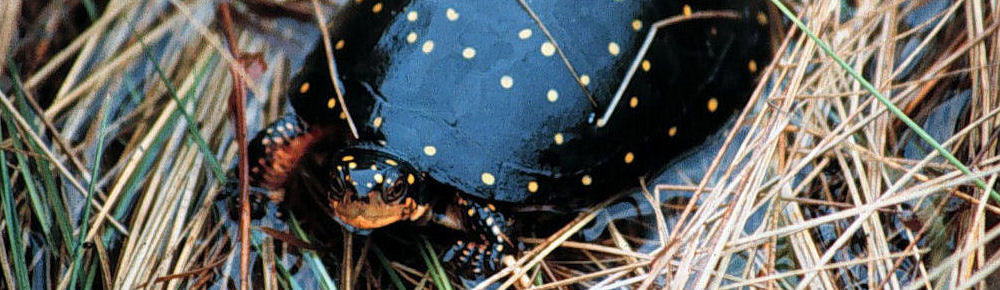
2, 0, 999, 289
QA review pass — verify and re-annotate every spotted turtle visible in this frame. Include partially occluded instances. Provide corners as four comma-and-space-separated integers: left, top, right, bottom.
241, 0, 771, 275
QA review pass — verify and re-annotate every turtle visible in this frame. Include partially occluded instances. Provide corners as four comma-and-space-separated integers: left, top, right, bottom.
238, 0, 771, 275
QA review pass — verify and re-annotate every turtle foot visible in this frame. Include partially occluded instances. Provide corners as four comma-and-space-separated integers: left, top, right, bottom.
440, 196, 514, 275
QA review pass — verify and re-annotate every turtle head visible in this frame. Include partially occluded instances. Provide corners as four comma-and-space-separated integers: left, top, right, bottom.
324, 149, 429, 232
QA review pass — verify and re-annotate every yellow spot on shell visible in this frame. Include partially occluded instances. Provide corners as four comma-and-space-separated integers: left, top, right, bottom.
423, 145, 437, 156
631, 19, 642, 31
624, 152, 634, 164
446, 8, 459, 21
608, 42, 620, 56
668, 126, 678, 137
581, 175, 592, 186
335, 39, 345, 50
481, 172, 496, 185
342, 155, 355, 162
407, 11, 418, 21
487, 204, 496, 211
372, 2, 383, 13
339, 111, 347, 119
406, 32, 418, 43
518, 28, 533, 39
683, 5, 692, 17
527, 181, 538, 193
348, 162, 357, 169
373, 173, 384, 184
641, 60, 651, 72
422, 40, 435, 53
467, 209, 475, 216
629, 97, 638, 108
385, 159, 398, 166
553, 133, 564, 145
299, 82, 310, 94
327, 98, 337, 109
579, 75, 590, 86
540, 42, 555, 57
707, 98, 718, 112
407, 174, 416, 184
748, 60, 758, 73
373, 116, 383, 128
500, 75, 514, 89
546, 89, 558, 102
462, 47, 476, 59
757, 12, 768, 26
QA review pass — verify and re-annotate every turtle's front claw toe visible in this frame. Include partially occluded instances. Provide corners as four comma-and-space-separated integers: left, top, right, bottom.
443, 239, 506, 276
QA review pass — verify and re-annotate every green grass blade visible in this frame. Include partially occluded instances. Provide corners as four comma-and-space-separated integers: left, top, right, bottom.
139, 41, 227, 183
289, 216, 338, 290
4, 64, 56, 248
371, 245, 406, 290
417, 236, 453, 290
68, 96, 112, 289
769, 0, 1000, 202
0, 109, 31, 289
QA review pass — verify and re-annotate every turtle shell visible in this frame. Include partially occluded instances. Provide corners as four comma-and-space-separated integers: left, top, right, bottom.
287, 0, 771, 203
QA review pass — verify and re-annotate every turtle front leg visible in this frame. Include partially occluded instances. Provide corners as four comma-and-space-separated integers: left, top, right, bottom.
437, 196, 514, 275
223, 113, 325, 209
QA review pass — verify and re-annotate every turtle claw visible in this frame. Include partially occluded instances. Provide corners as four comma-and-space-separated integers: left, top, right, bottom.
440, 196, 513, 275
443, 240, 503, 275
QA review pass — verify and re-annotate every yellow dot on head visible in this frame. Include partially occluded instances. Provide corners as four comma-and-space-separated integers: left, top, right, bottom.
757, 12, 768, 26
299, 82, 310, 94
641, 59, 651, 72
423, 145, 437, 156
407, 174, 416, 184
748, 60, 758, 73
373, 116, 383, 128
527, 181, 539, 193
631, 19, 642, 31
500, 75, 514, 89
518, 28, 533, 39
406, 32, 418, 43
407, 11, 418, 21
707, 97, 719, 112
335, 39, 345, 50
327, 98, 337, 109
553, 133, 564, 145
481, 172, 495, 185
581, 175, 592, 186
683, 5, 692, 17
372, 2, 383, 13
579, 75, 590, 86
540, 42, 555, 57
339, 111, 347, 119
608, 42, 620, 56
348, 162, 357, 169
385, 159, 398, 166
668, 126, 678, 137
446, 8, 459, 21
624, 152, 634, 164
462, 47, 476, 59
342, 155, 355, 162
422, 40, 435, 53
546, 89, 558, 102
629, 96, 638, 108
467, 208, 475, 216
373, 173, 384, 184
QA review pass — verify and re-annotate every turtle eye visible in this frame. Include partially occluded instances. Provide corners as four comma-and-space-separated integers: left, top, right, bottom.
382, 179, 407, 202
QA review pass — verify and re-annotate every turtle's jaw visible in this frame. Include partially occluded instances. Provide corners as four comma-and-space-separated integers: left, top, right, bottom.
329, 194, 430, 231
